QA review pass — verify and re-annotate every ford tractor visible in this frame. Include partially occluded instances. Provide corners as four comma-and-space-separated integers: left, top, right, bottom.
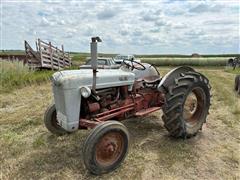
44, 37, 211, 175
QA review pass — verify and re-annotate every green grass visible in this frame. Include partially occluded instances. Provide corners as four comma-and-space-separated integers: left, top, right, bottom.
0, 61, 53, 93
0, 67, 239, 179
224, 67, 240, 74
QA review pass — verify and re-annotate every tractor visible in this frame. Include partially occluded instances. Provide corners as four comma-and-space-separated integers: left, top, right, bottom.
44, 37, 211, 175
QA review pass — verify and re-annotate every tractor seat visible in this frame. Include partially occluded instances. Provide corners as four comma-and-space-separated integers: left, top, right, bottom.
142, 75, 161, 84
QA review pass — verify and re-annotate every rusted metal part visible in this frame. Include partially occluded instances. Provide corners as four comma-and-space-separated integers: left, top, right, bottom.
135, 107, 161, 116
76, 64, 165, 130
95, 103, 135, 118
120, 86, 128, 99
78, 89, 164, 129
95, 107, 134, 121
79, 119, 101, 129
95, 131, 124, 166
88, 102, 101, 113
133, 90, 164, 112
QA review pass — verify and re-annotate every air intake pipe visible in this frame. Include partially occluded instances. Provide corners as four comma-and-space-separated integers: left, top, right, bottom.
90, 37, 102, 93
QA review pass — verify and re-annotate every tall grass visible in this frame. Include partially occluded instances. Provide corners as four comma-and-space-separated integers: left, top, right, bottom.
0, 61, 53, 93
224, 67, 240, 74
141, 57, 229, 66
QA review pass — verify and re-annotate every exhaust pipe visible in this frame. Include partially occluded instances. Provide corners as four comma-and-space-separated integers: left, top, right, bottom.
90, 37, 102, 93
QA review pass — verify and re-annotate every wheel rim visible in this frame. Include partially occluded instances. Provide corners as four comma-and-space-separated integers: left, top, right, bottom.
183, 87, 206, 126
95, 131, 124, 167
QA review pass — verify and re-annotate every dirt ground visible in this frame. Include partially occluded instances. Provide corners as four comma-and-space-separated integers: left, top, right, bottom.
0, 67, 239, 180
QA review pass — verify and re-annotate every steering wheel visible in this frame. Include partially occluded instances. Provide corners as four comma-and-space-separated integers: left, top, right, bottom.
123, 59, 146, 71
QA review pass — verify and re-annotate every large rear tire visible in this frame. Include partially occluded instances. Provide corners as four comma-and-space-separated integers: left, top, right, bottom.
83, 121, 129, 175
162, 71, 211, 138
44, 104, 68, 136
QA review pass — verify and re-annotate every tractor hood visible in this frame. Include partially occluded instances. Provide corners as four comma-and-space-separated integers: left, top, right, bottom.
51, 69, 135, 90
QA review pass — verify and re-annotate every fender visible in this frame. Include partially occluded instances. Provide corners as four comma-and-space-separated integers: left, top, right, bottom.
158, 66, 195, 93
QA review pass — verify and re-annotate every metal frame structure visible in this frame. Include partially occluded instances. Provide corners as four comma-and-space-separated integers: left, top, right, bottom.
25, 39, 71, 70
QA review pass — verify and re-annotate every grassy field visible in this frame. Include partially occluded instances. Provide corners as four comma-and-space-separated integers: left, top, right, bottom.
0, 61, 53, 93
0, 67, 239, 179
225, 67, 240, 74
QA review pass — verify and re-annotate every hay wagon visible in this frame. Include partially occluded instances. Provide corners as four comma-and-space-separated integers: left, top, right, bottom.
25, 39, 71, 70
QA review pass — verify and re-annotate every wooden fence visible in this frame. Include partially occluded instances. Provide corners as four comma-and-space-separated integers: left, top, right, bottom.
25, 39, 71, 70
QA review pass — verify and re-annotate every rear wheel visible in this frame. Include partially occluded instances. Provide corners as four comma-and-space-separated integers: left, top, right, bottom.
162, 71, 211, 138
44, 104, 68, 136
83, 121, 129, 175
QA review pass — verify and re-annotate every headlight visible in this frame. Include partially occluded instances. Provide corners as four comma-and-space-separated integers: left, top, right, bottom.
80, 86, 91, 98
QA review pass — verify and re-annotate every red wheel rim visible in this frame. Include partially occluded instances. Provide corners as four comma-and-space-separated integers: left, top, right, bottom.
95, 131, 124, 167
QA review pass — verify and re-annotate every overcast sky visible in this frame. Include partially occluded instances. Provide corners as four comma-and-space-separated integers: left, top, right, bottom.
1, 0, 239, 54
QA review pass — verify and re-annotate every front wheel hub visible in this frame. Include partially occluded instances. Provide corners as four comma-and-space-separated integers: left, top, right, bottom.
96, 132, 124, 167
183, 87, 206, 126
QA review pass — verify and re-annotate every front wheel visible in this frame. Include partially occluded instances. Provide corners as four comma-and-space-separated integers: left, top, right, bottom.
44, 104, 68, 136
162, 70, 211, 138
83, 121, 129, 175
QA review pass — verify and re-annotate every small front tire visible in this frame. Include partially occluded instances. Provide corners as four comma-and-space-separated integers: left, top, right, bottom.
83, 121, 129, 175
44, 104, 68, 136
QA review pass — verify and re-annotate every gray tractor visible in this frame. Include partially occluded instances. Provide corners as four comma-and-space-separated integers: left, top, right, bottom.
44, 37, 211, 175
